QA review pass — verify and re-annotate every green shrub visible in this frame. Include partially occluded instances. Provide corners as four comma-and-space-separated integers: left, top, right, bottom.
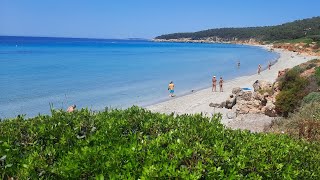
291, 66, 304, 74
306, 63, 317, 70
315, 67, 320, 85
303, 92, 320, 105
267, 102, 320, 141
305, 75, 320, 93
309, 59, 319, 63
309, 35, 320, 42
276, 67, 308, 116
1, 106, 320, 179
279, 66, 307, 91
275, 90, 299, 117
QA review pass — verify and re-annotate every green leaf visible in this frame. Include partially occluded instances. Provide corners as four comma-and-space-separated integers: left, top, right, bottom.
95, 174, 104, 180
0, 155, 6, 161
5, 164, 13, 168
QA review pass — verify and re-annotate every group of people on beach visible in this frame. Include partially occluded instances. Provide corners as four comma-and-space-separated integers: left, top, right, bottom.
168, 60, 273, 97
168, 76, 224, 97
258, 61, 272, 75
212, 76, 224, 92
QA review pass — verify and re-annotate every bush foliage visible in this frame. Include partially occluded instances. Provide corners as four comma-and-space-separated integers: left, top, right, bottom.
303, 92, 320, 105
1, 106, 320, 179
275, 67, 308, 116
270, 102, 320, 141
315, 67, 320, 85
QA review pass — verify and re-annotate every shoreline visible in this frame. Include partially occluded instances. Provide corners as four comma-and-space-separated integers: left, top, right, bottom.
142, 44, 280, 109
146, 45, 319, 131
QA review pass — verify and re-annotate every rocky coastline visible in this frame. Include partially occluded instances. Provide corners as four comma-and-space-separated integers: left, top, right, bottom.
153, 37, 261, 45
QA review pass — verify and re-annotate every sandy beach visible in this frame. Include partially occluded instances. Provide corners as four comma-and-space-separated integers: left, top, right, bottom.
146, 46, 319, 131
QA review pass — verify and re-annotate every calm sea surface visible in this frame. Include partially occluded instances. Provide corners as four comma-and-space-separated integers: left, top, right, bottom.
0, 36, 278, 118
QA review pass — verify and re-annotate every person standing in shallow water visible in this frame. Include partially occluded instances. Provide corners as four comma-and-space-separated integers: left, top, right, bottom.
212, 76, 217, 92
168, 81, 175, 97
219, 77, 224, 92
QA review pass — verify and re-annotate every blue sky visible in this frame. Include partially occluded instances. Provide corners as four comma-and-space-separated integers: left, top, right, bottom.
0, 0, 319, 39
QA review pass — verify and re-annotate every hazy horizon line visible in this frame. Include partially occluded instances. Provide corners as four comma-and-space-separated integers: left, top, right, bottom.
0, 35, 152, 41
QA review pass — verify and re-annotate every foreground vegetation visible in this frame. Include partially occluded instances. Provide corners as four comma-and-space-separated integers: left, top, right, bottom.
1, 107, 320, 179
155, 16, 320, 43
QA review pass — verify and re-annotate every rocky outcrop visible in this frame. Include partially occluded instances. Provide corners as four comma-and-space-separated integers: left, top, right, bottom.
225, 94, 236, 109
273, 43, 320, 56
239, 91, 252, 101
227, 83, 277, 117
232, 87, 242, 95
278, 68, 289, 77
253, 80, 273, 92
209, 80, 281, 117
209, 103, 220, 108
264, 101, 277, 117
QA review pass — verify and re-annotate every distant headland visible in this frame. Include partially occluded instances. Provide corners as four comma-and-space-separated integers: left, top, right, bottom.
154, 16, 320, 45
154, 17, 320, 56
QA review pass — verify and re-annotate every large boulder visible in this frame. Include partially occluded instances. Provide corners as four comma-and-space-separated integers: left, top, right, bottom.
227, 81, 280, 117
219, 101, 226, 108
232, 87, 243, 95
252, 80, 273, 92
264, 101, 277, 117
260, 81, 273, 91
225, 94, 236, 109
234, 101, 250, 114
253, 100, 261, 108
234, 100, 261, 114
238, 91, 252, 101
209, 103, 220, 107
226, 111, 236, 119
261, 98, 267, 106
252, 92, 263, 101
253, 80, 260, 92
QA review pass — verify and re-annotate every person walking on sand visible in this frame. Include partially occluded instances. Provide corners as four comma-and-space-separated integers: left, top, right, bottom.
268, 61, 271, 70
168, 81, 175, 97
212, 76, 217, 92
67, 104, 76, 112
219, 77, 224, 92
258, 64, 262, 75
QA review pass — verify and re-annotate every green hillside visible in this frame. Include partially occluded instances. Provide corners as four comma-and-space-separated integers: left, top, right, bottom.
155, 17, 320, 42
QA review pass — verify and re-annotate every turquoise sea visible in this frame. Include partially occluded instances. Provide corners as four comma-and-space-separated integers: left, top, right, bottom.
0, 36, 278, 118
